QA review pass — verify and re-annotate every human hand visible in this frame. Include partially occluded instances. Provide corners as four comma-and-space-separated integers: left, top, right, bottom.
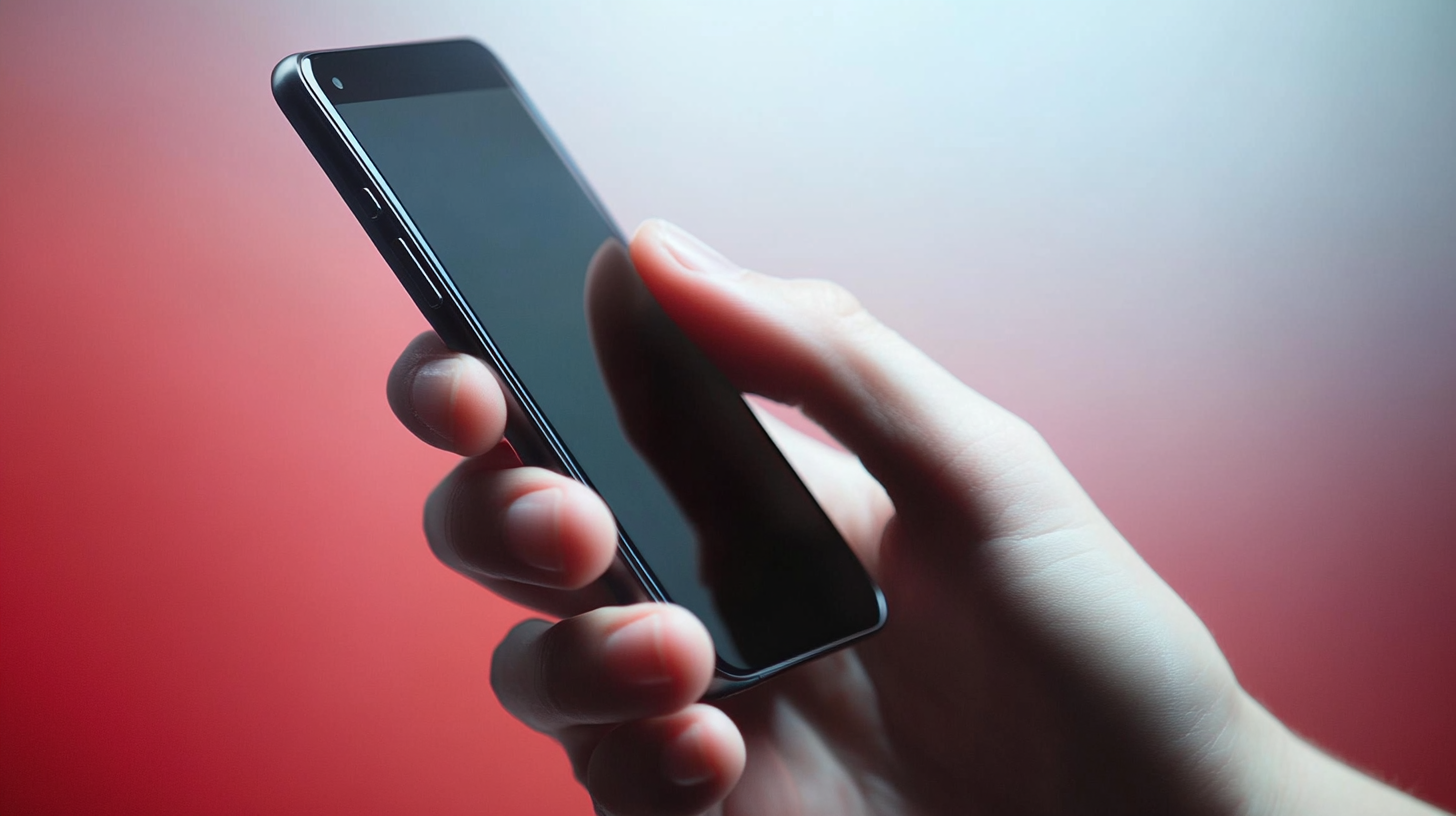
386, 221, 1444, 815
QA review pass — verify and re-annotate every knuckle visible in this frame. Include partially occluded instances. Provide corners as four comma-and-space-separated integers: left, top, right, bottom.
978, 414, 1056, 478
794, 277, 867, 319
1001, 413, 1049, 453
787, 277, 880, 342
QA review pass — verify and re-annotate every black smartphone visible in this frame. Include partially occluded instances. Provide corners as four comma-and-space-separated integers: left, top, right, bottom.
272, 39, 885, 696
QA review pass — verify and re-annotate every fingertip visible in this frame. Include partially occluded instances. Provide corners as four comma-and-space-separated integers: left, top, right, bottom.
430, 466, 616, 590
387, 333, 507, 456
661, 705, 745, 789
447, 354, 508, 455
627, 219, 671, 280
550, 480, 621, 590
495, 476, 617, 590
597, 605, 715, 708
629, 217, 667, 244
655, 605, 717, 701
489, 604, 719, 734
587, 705, 744, 815
630, 219, 738, 278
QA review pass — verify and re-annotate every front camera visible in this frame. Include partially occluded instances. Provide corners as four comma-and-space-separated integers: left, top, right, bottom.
331, 77, 344, 90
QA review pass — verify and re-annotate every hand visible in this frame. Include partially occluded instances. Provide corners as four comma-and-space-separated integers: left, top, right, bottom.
386, 221, 1445, 815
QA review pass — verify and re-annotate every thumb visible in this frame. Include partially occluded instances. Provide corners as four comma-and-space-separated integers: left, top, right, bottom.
629, 219, 1101, 542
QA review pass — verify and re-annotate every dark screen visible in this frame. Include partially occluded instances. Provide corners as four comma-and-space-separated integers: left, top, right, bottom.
329, 48, 881, 673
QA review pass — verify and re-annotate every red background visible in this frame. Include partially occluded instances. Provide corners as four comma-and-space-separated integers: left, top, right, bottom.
3, 2, 1453, 813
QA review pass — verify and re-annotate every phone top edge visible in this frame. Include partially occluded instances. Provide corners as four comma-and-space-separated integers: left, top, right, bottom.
286, 36, 487, 59
303, 39, 506, 105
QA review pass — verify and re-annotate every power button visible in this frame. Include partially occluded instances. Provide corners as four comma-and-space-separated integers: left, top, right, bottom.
397, 237, 443, 308
360, 187, 382, 219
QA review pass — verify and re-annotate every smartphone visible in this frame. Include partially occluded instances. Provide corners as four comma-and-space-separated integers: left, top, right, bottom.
272, 39, 885, 696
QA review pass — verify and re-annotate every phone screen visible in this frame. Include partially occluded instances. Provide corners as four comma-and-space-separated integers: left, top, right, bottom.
314, 42, 882, 674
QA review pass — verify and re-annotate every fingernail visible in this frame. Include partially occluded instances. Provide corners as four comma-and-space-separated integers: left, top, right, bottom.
662, 722, 715, 787
601, 613, 672, 686
502, 489, 564, 573
412, 357, 461, 442
653, 220, 738, 275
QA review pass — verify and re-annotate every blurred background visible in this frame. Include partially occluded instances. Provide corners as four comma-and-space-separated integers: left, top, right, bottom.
2, 1, 1453, 813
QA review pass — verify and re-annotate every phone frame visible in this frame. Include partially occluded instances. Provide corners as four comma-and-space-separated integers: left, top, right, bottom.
272, 39, 886, 697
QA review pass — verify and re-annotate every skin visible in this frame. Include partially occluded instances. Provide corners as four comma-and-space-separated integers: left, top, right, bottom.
385, 220, 1448, 816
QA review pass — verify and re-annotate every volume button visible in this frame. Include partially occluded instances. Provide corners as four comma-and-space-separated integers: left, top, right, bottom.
397, 237, 443, 308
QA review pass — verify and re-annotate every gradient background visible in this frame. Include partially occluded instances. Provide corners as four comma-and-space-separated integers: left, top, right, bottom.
2, 1, 1454, 813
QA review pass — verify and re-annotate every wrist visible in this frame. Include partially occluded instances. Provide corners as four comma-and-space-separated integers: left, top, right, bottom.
1227, 690, 1447, 816
1196, 689, 1295, 816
